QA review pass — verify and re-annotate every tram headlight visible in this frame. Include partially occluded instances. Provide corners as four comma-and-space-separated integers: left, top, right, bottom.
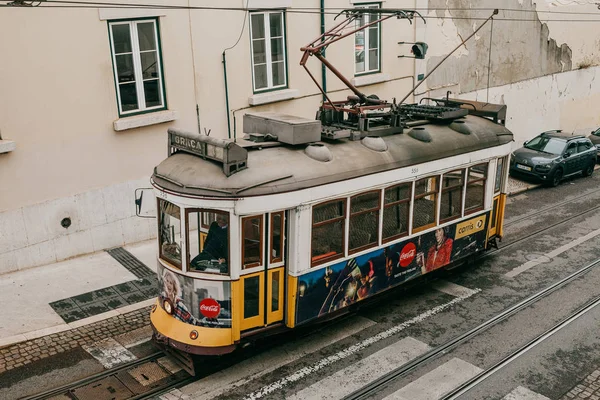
190, 330, 199, 340
163, 298, 174, 315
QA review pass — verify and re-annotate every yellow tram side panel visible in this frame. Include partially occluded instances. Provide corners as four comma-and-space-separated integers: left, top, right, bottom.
287, 275, 298, 329
151, 300, 234, 348
231, 279, 241, 342
497, 193, 507, 238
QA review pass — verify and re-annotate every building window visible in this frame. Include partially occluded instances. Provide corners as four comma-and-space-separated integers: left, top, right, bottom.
311, 200, 346, 266
383, 183, 411, 242
349, 191, 380, 253
440, 169, 464, 223
465, 163, 488, 214
250, 10, 287, 92
413, 176, 439, 232
109, 19, 166, 116
354, 4, 381, 75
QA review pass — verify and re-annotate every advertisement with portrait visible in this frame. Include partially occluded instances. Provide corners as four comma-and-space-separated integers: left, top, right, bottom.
157, 263, 232, 328
295, 212, 489, 325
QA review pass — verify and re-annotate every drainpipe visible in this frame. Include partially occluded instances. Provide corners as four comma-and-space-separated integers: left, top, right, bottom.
222, 51, 232, 139
321, 0, 327, 101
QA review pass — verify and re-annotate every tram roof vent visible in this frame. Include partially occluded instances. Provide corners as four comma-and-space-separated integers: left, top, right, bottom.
167, 129, 248, 177
305, 143, 333, 162
407, 127, 432, 142
244, 112, 321, 145
362, 136, 388, 152
449, 120, 472, 135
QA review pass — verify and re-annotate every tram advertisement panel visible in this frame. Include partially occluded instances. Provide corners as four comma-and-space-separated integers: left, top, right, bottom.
295, 213, 489, 325
157, 263, 232, 328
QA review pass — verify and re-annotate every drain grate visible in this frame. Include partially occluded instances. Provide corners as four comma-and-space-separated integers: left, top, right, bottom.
71, 376, 133, 400
106, 247, 154, 279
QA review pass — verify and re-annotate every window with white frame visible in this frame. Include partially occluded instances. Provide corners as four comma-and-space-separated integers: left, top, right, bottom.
250, 10, 287, 92
109, 19, 166, 116
354, 4, 381, 75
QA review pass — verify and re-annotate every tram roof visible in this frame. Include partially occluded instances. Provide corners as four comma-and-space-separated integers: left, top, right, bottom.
152, 115, 513, 198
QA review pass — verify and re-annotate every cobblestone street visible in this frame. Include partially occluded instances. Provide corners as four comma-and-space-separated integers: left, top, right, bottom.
0, 306, 151, 374
562, 370, 600, 400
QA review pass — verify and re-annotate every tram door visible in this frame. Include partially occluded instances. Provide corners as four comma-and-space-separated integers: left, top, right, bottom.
239, 211, 286, 331
490, 156, 508, 238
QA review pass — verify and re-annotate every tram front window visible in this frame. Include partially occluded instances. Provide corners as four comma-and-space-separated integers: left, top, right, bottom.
188, 210, 229, 274
159, 200, 182, 268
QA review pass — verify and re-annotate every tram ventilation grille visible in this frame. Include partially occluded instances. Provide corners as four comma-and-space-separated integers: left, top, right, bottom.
398, 104, 468, 121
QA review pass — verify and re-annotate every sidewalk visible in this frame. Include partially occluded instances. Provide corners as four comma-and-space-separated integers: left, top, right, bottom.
0, 239, 157, 348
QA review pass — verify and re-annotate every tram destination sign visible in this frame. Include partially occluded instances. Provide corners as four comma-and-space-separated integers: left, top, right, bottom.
169, 132, 216, 158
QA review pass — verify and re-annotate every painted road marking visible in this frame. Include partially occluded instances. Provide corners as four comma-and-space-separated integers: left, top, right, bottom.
383, 357, 483, 400
506, 227, 600, 278
183, 316, 377, 400
243, 289, 481, 400
82, 337, 136, 369
432, 280, 479, 298
288, 337, 430, 400
503, 386, 551, 400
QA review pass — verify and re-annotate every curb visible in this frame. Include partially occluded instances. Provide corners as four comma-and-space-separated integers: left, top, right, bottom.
0, 298, 155, 349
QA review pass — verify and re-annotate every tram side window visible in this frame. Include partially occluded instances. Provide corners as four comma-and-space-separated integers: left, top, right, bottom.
465, 163, 488, 214
494, 157, 505, 193
311, 199, 346, 266
349, 191, 380, 253
158, 200, 182, 268
270, 212, 284, 263
440, 169, 464, 223
243, 215, 263, 268
413, 176, 439, 233
189, 210, 229, 274
382, 183, 411, 242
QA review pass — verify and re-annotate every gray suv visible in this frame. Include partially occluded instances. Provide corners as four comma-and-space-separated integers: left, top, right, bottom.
509, 130, 597, 187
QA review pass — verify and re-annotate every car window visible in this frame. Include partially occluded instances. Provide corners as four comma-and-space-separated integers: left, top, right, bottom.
593, 129, 600, 136
525, 136, 566, 155
578, 141, 590, 152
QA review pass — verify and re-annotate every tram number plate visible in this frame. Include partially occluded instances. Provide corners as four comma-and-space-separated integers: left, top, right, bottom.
516, 164, 532, 172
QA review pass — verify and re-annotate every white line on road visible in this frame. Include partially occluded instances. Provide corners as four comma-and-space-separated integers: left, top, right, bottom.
288, 337, 430, 400
503, 386, 551, 400
383, 357, 482, 400
243, 288, 481, 400
506, 227, 600, 278
432, 280, 479, 298
82, 337, 137, 369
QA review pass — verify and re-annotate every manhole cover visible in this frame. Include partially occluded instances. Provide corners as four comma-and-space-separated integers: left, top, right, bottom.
128, 362, 170, 387
72, 376, 133, 400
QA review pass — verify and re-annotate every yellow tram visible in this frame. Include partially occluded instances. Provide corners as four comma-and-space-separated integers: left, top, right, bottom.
146, 101, 513, 373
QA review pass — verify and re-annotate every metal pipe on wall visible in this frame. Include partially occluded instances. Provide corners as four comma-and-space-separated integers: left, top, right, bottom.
321, 0, 327, 101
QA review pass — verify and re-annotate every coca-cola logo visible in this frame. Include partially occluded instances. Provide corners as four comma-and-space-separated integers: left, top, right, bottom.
399, 242, 416, 267
199, 298, 221, 319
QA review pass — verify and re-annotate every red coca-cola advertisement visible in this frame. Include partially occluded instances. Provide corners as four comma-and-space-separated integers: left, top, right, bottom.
399, 242, 416, 267
199, 298, 221, 319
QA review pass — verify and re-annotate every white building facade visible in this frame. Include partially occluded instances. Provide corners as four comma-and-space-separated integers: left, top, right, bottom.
0, 0, 598, 273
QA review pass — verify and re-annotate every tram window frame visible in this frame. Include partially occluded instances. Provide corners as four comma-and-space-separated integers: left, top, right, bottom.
440, 169, 465, 224
412, 175, 440, 233
494, 157, 505, 193
270, 211, 285, 264
311, 199, 346, 267
242, 215, 264, 269
382, 183, 411, 243
465, 163, 488, 215
186, 209, 230, 275
157, 199, 182, 269
348, 190, 381, 255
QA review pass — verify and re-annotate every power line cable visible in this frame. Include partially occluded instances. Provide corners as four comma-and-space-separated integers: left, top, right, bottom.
1, 0, 600, 16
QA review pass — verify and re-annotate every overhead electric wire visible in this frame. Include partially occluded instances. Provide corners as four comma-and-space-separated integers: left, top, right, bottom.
2, 0, 600, 18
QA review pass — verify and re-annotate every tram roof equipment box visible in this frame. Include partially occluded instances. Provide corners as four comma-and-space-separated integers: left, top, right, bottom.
244, 112, 321, 145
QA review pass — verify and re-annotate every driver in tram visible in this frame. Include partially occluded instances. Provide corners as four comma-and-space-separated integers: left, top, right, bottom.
191, 214, 228, 271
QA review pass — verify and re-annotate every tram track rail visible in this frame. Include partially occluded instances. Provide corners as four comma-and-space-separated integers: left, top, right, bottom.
503, 185, 600, 228
442, 294, 600, 399
19, 350, 196, 400
342, 257, 600, 400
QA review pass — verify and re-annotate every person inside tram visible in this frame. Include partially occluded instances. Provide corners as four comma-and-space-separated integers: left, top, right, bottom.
191, 214, 229, 271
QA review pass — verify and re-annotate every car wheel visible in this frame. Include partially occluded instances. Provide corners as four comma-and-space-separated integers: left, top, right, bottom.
582, 162, 594, 177
548, 168, 563, 187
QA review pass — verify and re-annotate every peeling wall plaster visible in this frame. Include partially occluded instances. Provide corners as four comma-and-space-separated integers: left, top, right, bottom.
426, 0, 573, 93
